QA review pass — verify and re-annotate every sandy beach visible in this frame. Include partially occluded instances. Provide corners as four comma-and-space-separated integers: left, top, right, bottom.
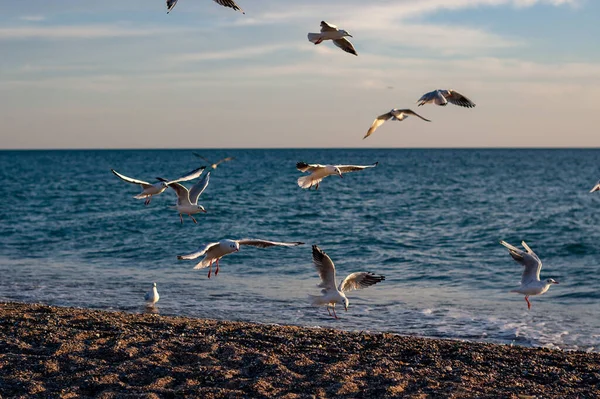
0, 302, 598, 398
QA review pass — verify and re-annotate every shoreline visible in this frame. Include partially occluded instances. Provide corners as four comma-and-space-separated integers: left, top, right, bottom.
1, 302, 598, 398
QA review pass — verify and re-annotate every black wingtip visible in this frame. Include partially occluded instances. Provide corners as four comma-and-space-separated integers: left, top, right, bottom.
374, 162, 379, 166
297, 161, 309, 170
176, 255, 183, 260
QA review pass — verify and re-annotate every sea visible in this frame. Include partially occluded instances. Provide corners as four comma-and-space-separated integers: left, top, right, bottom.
0, 149, 599, 352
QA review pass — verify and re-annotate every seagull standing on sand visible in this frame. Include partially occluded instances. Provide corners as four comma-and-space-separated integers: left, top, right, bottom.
590, 180, 600, 192
500, 240, 559, 310
111, 167, 205, 205
307, 21, 357, 56
177, 239, 304, 278
308, 245, 385, 319
417, 89, 476, 108
296, 162, 378, 190
166, 0, 244, 14
364, 109, 431, 139
144, 282, 160, 307
193, 153, 235, 170
161, 172, 210, 224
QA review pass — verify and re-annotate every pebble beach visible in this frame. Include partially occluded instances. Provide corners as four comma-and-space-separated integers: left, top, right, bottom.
1, 302, 598, 398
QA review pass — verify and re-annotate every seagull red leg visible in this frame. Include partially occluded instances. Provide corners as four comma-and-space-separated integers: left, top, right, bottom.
332, 307, 338, 319
525, 296, 531, 310
189, 214, 197, 224
215, 258, 220, 276
179, 213, 183, 224
207, 260, 212, 279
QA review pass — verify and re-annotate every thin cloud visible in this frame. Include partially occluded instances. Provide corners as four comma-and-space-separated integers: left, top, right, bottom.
0, 25, 191, 40
173, 44, 293, 63
19, 15, 46, 22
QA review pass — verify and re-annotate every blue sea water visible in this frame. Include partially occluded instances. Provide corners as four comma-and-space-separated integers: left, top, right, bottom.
0, 149, 599, 352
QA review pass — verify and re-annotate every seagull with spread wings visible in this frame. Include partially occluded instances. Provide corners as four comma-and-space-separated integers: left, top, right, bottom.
500, 240, 558, 310
166, 0, 244, 14
111, 166, 205, 205
308, 245, 385, 319
177, 239, 304, 278
296, 161, 378, 190
590, 180, 600, 192
417, 89, 476, 108
307, 21, 357, 56
364, 109, 431, 139
193, 153, 235, 170
160, 172, 210, 224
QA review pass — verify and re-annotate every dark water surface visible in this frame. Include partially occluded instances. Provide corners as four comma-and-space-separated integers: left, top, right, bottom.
1, 149, 599, 351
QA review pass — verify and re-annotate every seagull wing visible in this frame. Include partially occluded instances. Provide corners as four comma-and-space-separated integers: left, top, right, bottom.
500, 240, 542, 285
296, 162, 326, 173
188, 172, 210, 205
336, 162, 379, 173
214, 157, 235, 167
311, 245, 337, 291
445, 90, 476, 108
177, 242, 220, 260
166, 0, 178, 13
333, 38, 357, 56
320, 21, 338, 32
111, 169, 152, 188
417, 90, 447, 106
236, 239, 304, 248
166, 166, 206, 185
168, 182, 191, 206
400, 109, 431, 122
364, 112, 393, 139
339, 272, 385, 293
192, 153, 212, 164
590, 180, 600, 192
213, 0, 244, 13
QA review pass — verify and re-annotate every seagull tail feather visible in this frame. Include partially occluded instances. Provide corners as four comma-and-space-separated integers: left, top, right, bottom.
308, 294, 329, 307
298, 175, 318, 189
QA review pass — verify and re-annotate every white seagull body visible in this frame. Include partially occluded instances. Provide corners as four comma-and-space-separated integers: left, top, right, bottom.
590, 180, 600, 192
144, 282, 160, 307
193, 152, 235, 170
500, 240, 558, 310
111, 166, 205, 205
296, 162, 378, 190
364, 108, 431, 139
308, 245, 385, 319
417, 89, 475, 108
307, 21, 357, 56
178, 239, 304, 278
161, 172, 210, 224
166, 0, 244, 14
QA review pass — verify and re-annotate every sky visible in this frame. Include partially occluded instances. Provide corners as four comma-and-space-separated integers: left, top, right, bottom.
1, 0, 599, 149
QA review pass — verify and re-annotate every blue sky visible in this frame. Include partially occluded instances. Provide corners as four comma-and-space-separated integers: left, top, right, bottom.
1, 0, 599, 148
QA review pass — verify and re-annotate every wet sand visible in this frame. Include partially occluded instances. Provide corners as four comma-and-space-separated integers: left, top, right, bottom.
0, 302, 598, 398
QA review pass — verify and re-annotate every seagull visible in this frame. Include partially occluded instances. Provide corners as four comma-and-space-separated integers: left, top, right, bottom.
166, 0, 244, 14
178, 239, 305, 278
296, 162, 378, 190
364, 109, 431, 139
590, 180, 600, 192
307, 21, 357, 56
417, 89, 475, 108
160, 172, 210, 224
192, 153, 235, 170
144, 282, 160, 307
500, 240, 559, 310
111, 166, 205, 205
308, 245, 385, 319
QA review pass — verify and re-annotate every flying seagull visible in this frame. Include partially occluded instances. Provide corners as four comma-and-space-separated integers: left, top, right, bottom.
166, 0, 244, 14
296, 162, 378, 190
364, 109, 431, 139
178, 239, 304, 278
111, 166, 205, 205
500, 240, 558, 310
417, 89, 475, 108
160, 172, 210, 224
193, 153, 235, 170
307, 21, 357, 56
590, 180, 600, 192
144, 282, 160, 307
308, 245, 385, 319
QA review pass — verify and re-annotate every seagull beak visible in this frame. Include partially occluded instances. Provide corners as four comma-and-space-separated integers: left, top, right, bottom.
201, 209, 207, 213
348, 34, 353, 38
553, 281, 559, 284
344, 306, 348, 311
